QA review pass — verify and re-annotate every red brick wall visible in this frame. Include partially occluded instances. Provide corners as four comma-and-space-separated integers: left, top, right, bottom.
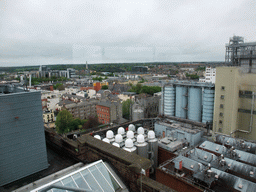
94, 82, 101, 92
158, 147, 177, 165
96, 105, 110, 124
156, 168, 203, 192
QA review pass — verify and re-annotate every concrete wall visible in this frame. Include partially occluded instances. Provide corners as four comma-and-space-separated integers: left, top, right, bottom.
0, 91, 48, 186
77, 135, 151, 192
213, 67, 256, 140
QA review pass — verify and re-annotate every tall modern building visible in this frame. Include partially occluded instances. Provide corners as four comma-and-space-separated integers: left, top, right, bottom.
213, 67, 256, 140
0, 85, 48, 186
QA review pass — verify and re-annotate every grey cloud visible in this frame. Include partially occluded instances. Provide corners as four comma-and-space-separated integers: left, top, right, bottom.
0, 0, 255, 66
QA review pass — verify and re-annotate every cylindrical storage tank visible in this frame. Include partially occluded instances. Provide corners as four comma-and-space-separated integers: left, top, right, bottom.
94, 135, 101, 140
164, 86, 176, 116
137, 127, 144, 135
106, 130, 115, 142
175, 86, 188, 119
147, 131, 158, 169
202, 89, 215, 123
187, 87, 202, 122
102, 138, 110, 143
127, 130, 135, 142
123, 139, 137, 153
115, 134, 123, 143
117, 127, 125, 136
135, 134, 148, 158
128, 124, 135, 132
112, 142, 120, 148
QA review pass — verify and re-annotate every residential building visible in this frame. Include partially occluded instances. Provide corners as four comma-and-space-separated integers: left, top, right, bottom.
0, 85, 48, 186
205, 67, 216, 83
64, 99, 98, 119
43, 110, 54, 123
96, 100, 122, 124
213, 67, 256, 140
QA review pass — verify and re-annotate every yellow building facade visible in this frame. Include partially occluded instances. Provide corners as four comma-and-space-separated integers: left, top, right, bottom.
213, 67, 256, 140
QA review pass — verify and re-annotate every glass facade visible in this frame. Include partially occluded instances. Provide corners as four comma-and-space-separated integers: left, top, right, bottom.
33, 160, 122, 192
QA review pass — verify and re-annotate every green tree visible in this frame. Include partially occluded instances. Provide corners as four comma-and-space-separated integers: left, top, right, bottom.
55, 110, 74, 134
101, 85, 109, 90
122, 99, 132, 119
82, 116, 100, 129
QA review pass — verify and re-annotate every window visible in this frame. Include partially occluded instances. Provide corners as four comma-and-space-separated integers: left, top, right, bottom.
218, 128, 222, 133
219, 112, 223, 117
219, 120, 223, 124
220, 95, 225, 99
220, 104, 224, 108
221, 86, 225, 90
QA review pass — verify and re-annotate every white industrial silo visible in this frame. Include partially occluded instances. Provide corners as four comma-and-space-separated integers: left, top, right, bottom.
94, 135, 101, 140
148, 130, 158, 169
106, 130, 115, 143
112, 142, 120, 148
114, 134, 124, 147
127, 130, 135, 142
123, 138, 137, 153
128, 124, 135, 132
117, 127, 126, 136
102, 138, 110, 143
135, 134, 148, 158
137, 127, 145, 135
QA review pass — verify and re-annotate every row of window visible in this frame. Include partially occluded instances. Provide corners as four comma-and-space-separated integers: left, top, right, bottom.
219, 85, 225, 126
97, 108, 109, 113
98, 113, 109, 119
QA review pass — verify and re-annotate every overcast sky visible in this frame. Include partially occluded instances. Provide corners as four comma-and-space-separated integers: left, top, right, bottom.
1, 0, 255, 66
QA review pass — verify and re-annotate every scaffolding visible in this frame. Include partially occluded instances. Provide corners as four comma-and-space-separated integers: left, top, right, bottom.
225, 36, 256, 72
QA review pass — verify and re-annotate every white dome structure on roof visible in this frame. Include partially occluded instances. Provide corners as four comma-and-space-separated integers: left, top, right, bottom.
94, 135, 101, 140
115, 134, 123, 143
102, 138, 110, 143
125, 138, 134, 148
112, 142, 120, 148
128, 124, 135, 131
137, 134, 145, 143
106, 130, 114, 139
127, 130, 134, 139
117, 127, 125, 135
148, 130, 155, 139
137, 127, 144, 135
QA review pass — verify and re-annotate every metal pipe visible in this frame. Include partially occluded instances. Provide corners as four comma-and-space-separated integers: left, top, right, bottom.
237, 92, 255, 134
40, 184, 93, 192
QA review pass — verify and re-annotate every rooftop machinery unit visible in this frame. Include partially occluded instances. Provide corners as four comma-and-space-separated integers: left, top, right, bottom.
117, 127, 126, 136
106, 130, 115, 143
202, 88, 215, 123
148, 131, 158, 169
123, 138, 137, 153
113, 134, 123, 148
175, 86, 188, 119
128, 124, 136, 132
135, 134, 148, 159
188, 87, 202, 122
164, 85, 176, 116
94, 135, 101, 140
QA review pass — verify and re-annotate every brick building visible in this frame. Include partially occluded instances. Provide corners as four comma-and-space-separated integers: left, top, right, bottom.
96, 100, 122, 124
64, 99, 98, 119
